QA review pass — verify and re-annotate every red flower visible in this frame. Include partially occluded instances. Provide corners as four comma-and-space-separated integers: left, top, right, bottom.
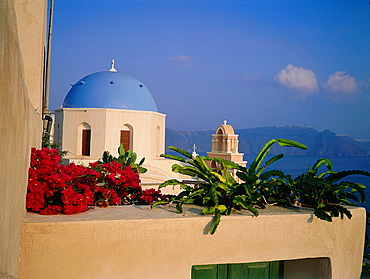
26, 148, 167, 215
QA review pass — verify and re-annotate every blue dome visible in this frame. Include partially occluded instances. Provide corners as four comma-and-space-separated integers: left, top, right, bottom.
63, 71, 158, 112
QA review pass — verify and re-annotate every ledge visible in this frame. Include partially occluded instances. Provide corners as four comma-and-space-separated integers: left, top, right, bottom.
20, 205, 366, 279
23, 204, 318, 223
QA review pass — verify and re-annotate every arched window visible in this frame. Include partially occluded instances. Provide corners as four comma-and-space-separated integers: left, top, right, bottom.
216, 128, 224, 151
211, 160, 217, 170
120, 124, 133, 151
80, 123, 91, 156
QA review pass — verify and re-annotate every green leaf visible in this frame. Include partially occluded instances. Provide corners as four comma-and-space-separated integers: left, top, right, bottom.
151, 200, 169, 208
317, 170, 337, 179
217, 182, 230, 192
276, 138, 308, 150
138, 167, 147, 173
265, 153, 284, 167
250, 139, 278, 175
338, 206, 352, 219
124, 150, 133, 159
236, 171, 250, 182
138, 157, 145, 165
326, 170, 370, 183
312, 158, 333, 172
233, 196, 249, 209
118, 144, 125, 156
314, 209, 332, 222
246, 204, 259, 217
250, 139, 306, 176
127, 153, 137, 165
225, 171, 237, 185
193, 156, 211, 174
210, 209, 221, 235
201, 156, 213, 161
160, 153, 187, 163
256, 165, 267, 177
243, 185, 252, 196
209, 170, 226, 183
189, 188, 205, 197
168, 146, 192, 159
212, 157, 243, 170
260, 170, 287, 180
216, 204, 227, 212
176, 202, 184, 213
209, 185, 219, 207
173, 165, 204, 178
159, 179, 181, 189
202, 207, 215, 215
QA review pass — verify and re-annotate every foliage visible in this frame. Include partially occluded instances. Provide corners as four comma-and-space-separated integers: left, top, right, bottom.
289, 158, 368, 221
42, 132, 68, 157
153, 138, 308, 234
100, 144, 147, 174
27, 147, 166, 215
154, 138, 370, 237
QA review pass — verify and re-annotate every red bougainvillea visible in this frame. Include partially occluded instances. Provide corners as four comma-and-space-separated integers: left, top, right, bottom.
27, 148, 167, 215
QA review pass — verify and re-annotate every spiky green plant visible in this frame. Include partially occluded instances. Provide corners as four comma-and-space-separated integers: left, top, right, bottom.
290, 158, 369, 221
153, 138, 307, 234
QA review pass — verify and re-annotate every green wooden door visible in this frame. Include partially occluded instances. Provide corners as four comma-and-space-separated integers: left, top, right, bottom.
192, 261, 282, 279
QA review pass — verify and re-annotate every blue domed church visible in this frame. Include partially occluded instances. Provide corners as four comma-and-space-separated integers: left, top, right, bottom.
54, 61, 172, 183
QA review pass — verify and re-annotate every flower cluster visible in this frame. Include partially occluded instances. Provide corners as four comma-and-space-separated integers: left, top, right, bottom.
137, 188, 168, 205
27, 148, 167, 215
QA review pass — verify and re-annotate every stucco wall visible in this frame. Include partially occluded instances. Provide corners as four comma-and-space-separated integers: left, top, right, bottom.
14, 0, 47, 113
55, 108, 166, 160
20, 205, 365, 279
0, 0, 45, 277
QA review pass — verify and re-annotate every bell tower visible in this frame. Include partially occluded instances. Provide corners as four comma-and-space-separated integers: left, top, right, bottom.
207, 120, 247, 177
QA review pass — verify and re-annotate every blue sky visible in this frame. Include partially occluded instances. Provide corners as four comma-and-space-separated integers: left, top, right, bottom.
49, 0, 370, 139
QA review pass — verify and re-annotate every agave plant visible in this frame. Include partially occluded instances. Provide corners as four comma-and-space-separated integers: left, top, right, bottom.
290, 158, 369, 221
153, 138, 307, 234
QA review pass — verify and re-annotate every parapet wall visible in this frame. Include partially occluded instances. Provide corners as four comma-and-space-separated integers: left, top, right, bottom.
20, 205, 365, 279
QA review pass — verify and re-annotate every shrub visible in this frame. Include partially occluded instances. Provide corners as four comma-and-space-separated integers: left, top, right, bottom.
26, 147, 166, 215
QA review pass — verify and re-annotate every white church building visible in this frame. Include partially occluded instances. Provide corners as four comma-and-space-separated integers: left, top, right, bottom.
54, 61, 176, 185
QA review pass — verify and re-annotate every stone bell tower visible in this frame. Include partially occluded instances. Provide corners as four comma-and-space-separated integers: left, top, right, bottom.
207, 120, 247, 177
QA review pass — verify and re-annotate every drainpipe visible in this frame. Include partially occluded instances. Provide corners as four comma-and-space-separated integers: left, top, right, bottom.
43, 0, 54, 136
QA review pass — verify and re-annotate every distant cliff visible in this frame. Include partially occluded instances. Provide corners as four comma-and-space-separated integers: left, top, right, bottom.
165, 126, 370, 158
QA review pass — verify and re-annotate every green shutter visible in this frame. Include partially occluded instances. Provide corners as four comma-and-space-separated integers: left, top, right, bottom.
192, 261, 282, 279
192, 265, 218, 279
228, 263, 247, 278
217, 264, 228, 279
244, 262, 270, 279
